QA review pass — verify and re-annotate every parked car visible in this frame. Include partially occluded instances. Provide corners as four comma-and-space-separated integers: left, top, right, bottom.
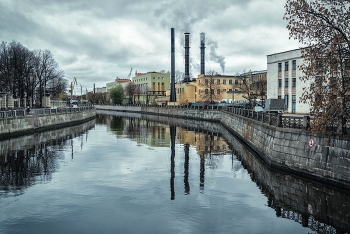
254, 106, 265, 112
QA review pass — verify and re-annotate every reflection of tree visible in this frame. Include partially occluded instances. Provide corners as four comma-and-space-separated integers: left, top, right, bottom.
0, 120, 94, 195
0, 143, 61, 192
110, 116, 125, 134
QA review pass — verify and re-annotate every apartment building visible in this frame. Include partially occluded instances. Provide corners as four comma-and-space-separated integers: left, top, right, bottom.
132, 71, 170, 104
267, 48, 312, 114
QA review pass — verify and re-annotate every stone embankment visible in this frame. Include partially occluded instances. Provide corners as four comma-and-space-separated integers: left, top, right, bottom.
96, 105, 350, 189
0, 107, 96, 139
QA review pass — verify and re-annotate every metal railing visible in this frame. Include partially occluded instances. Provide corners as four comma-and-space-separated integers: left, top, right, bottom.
0, 106, 95, 118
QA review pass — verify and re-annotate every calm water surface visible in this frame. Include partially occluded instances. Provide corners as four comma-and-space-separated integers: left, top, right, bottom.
0, 114, 348, 234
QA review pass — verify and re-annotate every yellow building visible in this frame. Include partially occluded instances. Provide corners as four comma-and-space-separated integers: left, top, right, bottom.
194, 74, 248, 103
158, 71, 267, 106
132, 71, 170, 104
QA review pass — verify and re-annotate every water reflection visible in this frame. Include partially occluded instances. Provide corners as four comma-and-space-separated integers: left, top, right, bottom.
170, 125, 176, 200
0, 119, 95, 196
97, 111, 350, 234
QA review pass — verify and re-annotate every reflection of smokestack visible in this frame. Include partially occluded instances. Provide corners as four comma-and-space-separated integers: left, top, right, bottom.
200, 32, 205, 75
200, 155, 205, 190
184, 32, 190, 83
170, 126, 176, 200
184, 143, 190, 195
170, 28, 176, 102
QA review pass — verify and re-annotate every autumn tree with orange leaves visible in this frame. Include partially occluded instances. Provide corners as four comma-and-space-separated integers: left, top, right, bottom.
284, 0, 350, 135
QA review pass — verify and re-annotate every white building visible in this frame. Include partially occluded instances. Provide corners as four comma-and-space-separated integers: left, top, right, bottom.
267, 48, 312, 114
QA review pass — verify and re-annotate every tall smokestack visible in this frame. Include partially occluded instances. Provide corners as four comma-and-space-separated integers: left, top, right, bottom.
184, 32, 190, 83
200, 32, 205, 75
170, 28, 176, 102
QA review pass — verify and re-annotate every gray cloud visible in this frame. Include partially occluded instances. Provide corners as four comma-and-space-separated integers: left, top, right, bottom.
0, 0, 300, 89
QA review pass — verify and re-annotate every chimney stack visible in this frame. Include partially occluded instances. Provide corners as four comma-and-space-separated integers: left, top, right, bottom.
200, 32, 206, 75
184, 32, 190, 83
170, 28, 176, 102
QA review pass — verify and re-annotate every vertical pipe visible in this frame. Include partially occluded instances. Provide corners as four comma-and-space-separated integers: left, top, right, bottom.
170, 28, 176, 102
184, 32, 190, 83
200, 32, 206, 75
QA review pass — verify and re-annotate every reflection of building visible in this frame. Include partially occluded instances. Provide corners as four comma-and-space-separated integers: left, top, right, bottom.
175, 128, 230, 157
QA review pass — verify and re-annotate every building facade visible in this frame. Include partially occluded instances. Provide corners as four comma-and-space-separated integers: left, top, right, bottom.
132, 71, 170, 104
106, 78, 131, 93
267, 48, 312, 114
194, 74, 260, 104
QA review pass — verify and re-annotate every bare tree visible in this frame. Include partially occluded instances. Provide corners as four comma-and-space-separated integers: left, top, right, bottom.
124, 81, 137, 104
32, 49, 64, 107
250, 74, 267, 105
231, 70, 253, 106
198, 70, 222, 103
0, 41, 35, 102
284, 0, 350, 134
87, 92, 108, 105
0, 40, 64, 107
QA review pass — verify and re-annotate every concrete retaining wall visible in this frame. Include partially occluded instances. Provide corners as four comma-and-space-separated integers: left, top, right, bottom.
96, 105, 350, 188
0, 108, 96, 139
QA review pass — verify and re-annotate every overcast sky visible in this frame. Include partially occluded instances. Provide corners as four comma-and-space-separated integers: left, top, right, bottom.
0, 0, 300, 92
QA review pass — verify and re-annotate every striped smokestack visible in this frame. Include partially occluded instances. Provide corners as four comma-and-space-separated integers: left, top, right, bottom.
184, 32, 190, 83
200, 32, 205, 75
170, 28, 176, 102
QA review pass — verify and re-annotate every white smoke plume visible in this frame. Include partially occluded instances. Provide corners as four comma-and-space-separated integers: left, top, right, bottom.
207, 38, 226, 74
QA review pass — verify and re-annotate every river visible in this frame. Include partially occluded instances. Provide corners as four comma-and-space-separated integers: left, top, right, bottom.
0, 112, 348, 234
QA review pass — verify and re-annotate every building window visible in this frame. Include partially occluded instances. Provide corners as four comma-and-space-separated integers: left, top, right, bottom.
292, 78, 296, 87
205, 79, 208, 84
278, 63, 282, 72
278, 79, 282, 88
229, 80, 232, 85
217, 89, 220, 94
285, 61, 289, 71
285, 94, 289, 108
292, 60, 296, 70
223, 80, 226, 85
211, 79, 214, 84
292, 95, 296, 102
205, 89, 208, 94
285, 78, 289, 87
278, 95, 281, 99
235, 80, 238, 85
153, 77, 155, 80
217, 80, 220, 85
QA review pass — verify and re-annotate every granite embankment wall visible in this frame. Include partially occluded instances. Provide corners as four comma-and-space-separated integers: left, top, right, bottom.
96, 109, 350, 232
96, 105, 350, 189
0, 108, 96, 139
